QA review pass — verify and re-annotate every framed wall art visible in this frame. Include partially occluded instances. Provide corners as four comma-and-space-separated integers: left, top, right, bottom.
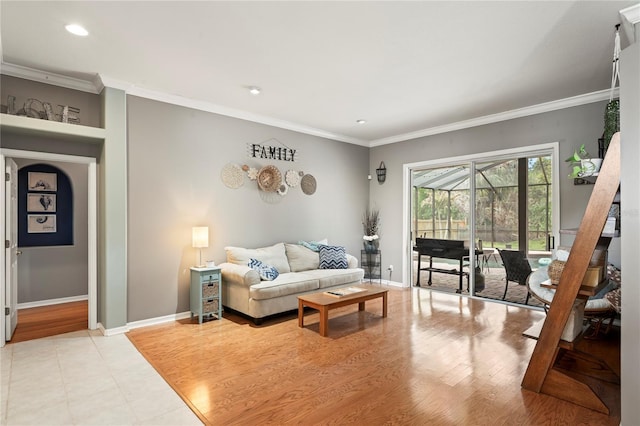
27, 215, 57, 233
27, 193, 56, 212
28, 171, 57, 191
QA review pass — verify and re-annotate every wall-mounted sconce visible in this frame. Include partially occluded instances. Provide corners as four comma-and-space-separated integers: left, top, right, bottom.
376, 162, 387, 184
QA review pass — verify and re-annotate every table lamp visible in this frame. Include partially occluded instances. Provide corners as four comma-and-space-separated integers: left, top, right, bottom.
192, 226, 208, 267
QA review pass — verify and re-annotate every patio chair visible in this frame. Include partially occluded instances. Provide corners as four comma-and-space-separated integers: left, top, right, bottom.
498, 249, 532, 304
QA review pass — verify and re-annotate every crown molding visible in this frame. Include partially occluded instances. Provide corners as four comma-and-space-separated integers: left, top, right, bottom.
2, 65, 367, 145
0, 62, 101, 94
620, 3, 640, 25
98, 74, 369, 147
620, 3, 640, 43
2, 63, 619, 148
369, 88, 618, 147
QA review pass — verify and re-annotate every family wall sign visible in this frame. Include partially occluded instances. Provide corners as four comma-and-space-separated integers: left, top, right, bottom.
246, 138, 298, 162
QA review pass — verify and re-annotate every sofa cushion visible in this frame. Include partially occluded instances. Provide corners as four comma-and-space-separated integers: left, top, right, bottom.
225, 243, 291, 273
285, 243, 320, 272
318, 245, 348, 269
301, 268, 364, 289
249, 272, 319, 300
248, 258, 279, 281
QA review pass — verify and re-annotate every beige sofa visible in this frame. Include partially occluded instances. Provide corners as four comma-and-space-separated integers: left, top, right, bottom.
219, 242, 364, 324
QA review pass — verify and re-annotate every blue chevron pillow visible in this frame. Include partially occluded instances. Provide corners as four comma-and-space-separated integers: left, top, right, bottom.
318, 245, 348, 269
248, 258, 279, 281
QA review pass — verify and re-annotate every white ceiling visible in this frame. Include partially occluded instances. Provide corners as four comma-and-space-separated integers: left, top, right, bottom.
0, 1, 636, 146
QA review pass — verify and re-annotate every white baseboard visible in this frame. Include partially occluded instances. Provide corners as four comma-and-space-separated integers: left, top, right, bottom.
97, 311, 192, 336
127, 311, 192, 330
384, 280, 407, 288
97, 322, 129, 337
17, 294, 88, 310
364, 279, 407, 288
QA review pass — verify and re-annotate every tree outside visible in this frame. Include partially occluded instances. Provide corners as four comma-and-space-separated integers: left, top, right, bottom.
413, 156, 552, 251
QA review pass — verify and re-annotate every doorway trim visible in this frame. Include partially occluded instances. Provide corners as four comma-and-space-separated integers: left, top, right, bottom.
402, 142, 560, 291
1, 149, 97, 345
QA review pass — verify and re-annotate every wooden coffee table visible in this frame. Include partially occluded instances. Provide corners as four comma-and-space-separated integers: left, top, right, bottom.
298, 285, 388, 337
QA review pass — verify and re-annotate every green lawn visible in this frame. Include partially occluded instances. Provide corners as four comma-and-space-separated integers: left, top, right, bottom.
489, 238, 548, 251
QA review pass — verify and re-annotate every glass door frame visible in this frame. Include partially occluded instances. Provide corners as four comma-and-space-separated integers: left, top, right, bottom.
402, 142, 560, 297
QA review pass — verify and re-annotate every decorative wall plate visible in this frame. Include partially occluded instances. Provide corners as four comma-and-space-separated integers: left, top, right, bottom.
247, 167, 259, 180
277, 184, 288, 196
285, 170, 300, 187
257, 165, 282, 192
221, 163, 244, 189
300, 174, 317, 195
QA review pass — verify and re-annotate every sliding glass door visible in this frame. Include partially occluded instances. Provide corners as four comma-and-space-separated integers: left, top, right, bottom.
409, 146, 557, 306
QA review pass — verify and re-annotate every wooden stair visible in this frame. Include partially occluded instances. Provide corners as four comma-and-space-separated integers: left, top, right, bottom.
521, 133, 621, 414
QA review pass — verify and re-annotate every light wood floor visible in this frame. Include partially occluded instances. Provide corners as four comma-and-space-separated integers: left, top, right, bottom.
127, 286, 620, 425
8, 300, 88, 343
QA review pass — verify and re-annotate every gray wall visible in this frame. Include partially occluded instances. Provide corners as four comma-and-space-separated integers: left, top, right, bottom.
369, 101, 617, 282
13, 159, 88, 303
126, 96, 369, 321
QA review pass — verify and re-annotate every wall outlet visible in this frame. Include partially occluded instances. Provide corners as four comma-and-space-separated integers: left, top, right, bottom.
388, 265, 393, 272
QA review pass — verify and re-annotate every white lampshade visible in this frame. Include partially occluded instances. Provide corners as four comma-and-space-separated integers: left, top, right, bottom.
192, 227, 209, 248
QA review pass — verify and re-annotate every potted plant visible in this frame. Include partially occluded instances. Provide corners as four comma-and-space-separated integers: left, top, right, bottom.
565, 144, 603, 178
362, 208, 380, 253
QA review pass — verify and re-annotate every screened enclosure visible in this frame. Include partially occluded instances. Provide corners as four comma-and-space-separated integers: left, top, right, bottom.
412, 156, 553, 252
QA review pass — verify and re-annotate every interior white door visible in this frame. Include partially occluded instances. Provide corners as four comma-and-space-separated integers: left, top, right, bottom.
5, 158, 18, 341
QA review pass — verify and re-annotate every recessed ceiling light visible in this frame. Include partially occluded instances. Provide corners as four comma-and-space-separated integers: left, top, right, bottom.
65, 24, 89, 37
356, 119, 367, 124
249, 86, 261, 95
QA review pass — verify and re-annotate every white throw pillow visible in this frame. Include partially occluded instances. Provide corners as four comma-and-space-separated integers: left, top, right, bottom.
225, 243, 291, 273
285, 243, 320, 272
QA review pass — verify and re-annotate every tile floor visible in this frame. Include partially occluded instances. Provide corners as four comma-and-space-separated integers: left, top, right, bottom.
1, 329, 202, 425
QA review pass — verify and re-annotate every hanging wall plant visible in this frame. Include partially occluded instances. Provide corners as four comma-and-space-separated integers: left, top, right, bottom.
603, 25, 621, 154
603, 99, 620, 152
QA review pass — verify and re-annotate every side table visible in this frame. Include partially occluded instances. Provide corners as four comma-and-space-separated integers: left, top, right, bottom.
361, 250, 382, 284
190, 266, 222, 323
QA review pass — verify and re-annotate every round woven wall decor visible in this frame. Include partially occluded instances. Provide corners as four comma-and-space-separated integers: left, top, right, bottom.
247, 167, 259, 180
221, 163, 244, 189
300, 174, 317, 195
257, 165, 282, 192
285, 170, 300, 187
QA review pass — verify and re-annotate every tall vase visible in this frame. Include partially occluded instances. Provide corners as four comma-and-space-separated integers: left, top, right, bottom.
363, 240, 379, 253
